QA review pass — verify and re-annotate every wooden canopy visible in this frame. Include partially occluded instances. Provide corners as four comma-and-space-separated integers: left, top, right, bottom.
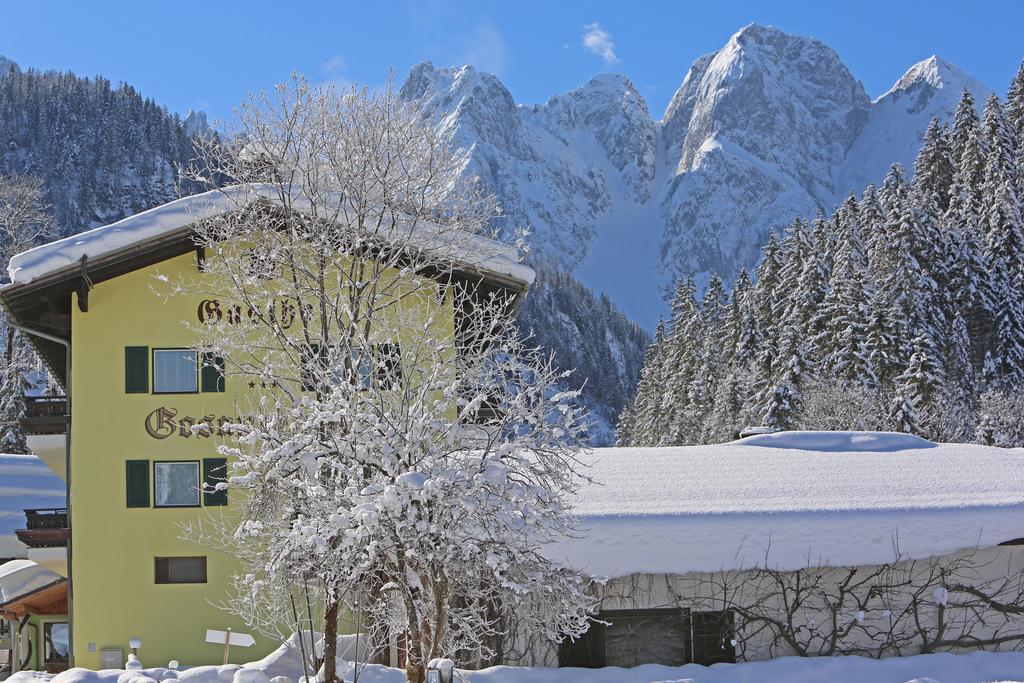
0, 579, 67, 620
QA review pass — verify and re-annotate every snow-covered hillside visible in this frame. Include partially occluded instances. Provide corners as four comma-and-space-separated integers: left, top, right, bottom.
400, 24, 993, 326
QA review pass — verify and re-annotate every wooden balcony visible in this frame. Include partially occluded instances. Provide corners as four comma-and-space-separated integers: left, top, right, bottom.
20, 395, 68, 435
14, 508, 69, 548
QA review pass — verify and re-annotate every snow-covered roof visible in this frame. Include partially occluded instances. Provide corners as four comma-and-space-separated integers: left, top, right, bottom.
0, 559, 63, 605
6, 185, 535, 288
551, 432, 1024, 577
0, 454, 65, 559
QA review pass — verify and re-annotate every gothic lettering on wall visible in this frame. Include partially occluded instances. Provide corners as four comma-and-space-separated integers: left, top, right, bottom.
144, 406, 237, 440
197, 298, 303, 329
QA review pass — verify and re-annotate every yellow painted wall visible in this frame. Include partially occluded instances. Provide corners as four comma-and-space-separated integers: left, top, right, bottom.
70, 253, 275, 669
69, 250, 455, 669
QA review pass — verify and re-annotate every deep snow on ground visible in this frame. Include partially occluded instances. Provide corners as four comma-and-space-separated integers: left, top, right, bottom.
463, 650, 1024, 682
7, 650, 1024, 683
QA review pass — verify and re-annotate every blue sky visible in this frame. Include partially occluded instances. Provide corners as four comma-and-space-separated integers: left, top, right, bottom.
2, 1, 1022, 124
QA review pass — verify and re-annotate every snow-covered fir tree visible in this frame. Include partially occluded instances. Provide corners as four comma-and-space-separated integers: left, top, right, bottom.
0, 173, 54, 453
622, 78, 1024, 447
0, 66, 203, 232
515, 260, 648, 445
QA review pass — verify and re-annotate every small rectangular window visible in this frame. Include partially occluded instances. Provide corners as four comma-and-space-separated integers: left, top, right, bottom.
155, 556, 207, 584
350, 348, 372, 390
43, 622, 69, 666
300, 343, 325, 392
300, 344, 373, 391
374, 343, 403, 391
154, 461, 200, 507
153, 349, 198, 393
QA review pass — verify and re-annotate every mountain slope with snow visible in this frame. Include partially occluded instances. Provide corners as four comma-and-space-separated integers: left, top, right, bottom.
400, 24, 993, 326
835, 55, 993, 197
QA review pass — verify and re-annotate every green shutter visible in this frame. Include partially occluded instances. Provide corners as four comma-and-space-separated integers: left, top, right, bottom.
126, 460, 150, 508
125, 346, 149, 393
201, 352, 225, 393
203, 458, 228, 506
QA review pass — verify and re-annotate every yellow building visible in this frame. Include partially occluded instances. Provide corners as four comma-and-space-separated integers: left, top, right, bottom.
0, 188, 534, 671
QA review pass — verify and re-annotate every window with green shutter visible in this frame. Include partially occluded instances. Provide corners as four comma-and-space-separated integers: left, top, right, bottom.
126, 460, 150, 508
125, 346, 149, 393
202, 458, 228, 506
200, 352, 225, 393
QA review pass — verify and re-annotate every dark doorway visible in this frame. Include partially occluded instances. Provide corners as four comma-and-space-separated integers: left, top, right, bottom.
691, 610, 736, 665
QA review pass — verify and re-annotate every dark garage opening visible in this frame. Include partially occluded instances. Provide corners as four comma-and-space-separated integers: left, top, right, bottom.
559, 607, 735, 668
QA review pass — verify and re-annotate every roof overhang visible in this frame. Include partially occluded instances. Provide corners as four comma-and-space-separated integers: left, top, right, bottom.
0, 578, 67, 619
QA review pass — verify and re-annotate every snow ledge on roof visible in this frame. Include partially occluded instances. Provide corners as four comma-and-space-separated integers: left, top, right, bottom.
550, 431, 1024, 577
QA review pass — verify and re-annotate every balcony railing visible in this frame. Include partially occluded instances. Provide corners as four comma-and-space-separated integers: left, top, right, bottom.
15, 508, 69, 548
21, 395, 68, 435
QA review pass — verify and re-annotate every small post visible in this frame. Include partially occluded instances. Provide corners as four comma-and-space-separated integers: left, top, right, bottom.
222, 627, 232, 665
11, 622, 20, 675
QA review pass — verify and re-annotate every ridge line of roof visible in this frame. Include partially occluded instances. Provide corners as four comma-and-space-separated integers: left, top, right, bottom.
7, 184, 534, 288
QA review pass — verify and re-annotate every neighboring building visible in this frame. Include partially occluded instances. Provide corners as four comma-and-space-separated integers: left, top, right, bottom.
0, 454, 66, 566
0, 559, 68, 674
0, 186, 533, 671
525, 431, 1024, 668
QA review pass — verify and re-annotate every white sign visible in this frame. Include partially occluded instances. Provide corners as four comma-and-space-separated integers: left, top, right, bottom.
205, 629, 255, 647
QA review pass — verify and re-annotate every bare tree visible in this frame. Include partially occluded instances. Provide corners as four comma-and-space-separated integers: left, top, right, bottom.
171, 76, 594, 683
630, 545, 1024, 661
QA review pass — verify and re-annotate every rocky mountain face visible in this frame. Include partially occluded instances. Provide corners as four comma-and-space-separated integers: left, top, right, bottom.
0, 55, 20, 77
399, 24, 993, 325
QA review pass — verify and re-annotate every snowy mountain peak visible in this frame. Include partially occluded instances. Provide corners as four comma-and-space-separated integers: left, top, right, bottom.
836, 55, 992, 198
397, 26, 997, 327
183, 109, 211, 138
886, 55, 987, 99
0, 55, 20, 77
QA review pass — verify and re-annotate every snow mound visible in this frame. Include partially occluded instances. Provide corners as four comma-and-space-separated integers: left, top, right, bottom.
736, 430, 936, 452
7, 646, 1024, 683
458, 650, 1024, 682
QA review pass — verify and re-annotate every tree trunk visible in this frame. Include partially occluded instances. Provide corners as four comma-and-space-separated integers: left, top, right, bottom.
323, 597, 342, 683
404, 661, 425, 683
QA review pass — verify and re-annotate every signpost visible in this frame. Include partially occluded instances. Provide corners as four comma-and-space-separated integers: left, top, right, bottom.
205, 628, 256, 665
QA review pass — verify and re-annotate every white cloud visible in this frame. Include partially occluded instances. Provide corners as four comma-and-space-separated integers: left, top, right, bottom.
582, 22, 619, 65
320, 54, 347, 75
318, 54, 353, 90
453, 21, 507, 75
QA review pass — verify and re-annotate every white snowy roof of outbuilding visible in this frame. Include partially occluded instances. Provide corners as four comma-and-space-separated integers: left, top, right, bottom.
0, 559, 63, 605
6, 184, 535, 288
550, 431, 1024, 577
